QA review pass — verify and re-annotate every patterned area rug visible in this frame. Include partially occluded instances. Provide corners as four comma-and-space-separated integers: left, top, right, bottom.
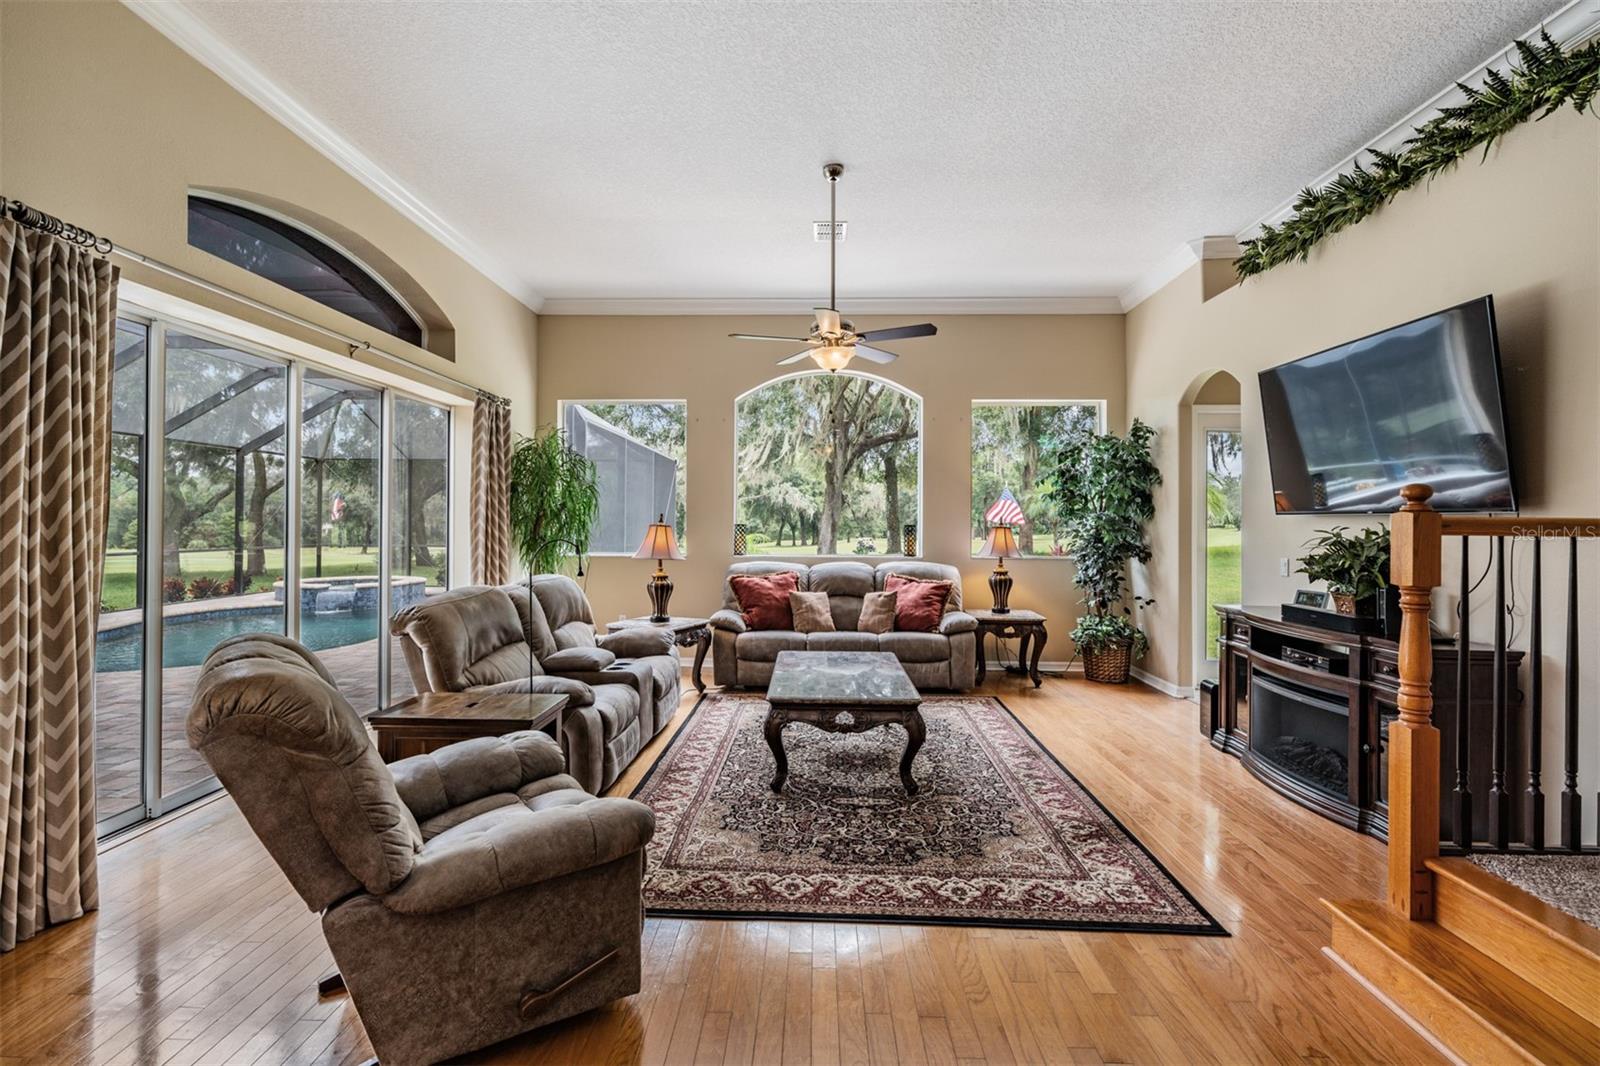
632, 693, 1225, 934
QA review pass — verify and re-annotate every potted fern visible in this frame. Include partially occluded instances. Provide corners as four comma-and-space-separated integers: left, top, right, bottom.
1045, 419, 1162, 683
1295, 526, 1390, 616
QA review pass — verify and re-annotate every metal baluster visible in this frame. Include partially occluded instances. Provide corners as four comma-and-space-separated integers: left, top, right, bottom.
1525, 537, 1543, 849
1453, 536, 1473, 850
1488, 536, 1509, 850
1560, 537, 1581, 851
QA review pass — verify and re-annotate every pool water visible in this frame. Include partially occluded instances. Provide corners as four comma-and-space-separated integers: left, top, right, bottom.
96, 609, 385, 672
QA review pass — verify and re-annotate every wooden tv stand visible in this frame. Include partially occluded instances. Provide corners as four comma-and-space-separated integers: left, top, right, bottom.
1206, 605, 1523, 843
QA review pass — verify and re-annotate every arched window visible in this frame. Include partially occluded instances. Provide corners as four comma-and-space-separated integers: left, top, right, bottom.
187, 195, 424, 347
735, 371, 922, 556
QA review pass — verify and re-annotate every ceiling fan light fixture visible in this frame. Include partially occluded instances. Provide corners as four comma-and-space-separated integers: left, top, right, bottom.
811, 344, 854, 372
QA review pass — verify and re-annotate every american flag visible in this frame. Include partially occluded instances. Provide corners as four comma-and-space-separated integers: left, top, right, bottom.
984, 489, 1025, 527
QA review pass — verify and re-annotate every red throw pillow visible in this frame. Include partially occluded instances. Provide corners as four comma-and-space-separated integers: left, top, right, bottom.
730, 571, 801, 630
884, 573, 951, 632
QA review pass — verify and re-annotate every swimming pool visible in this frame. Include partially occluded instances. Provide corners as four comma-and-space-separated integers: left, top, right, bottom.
96, 608, 386, 672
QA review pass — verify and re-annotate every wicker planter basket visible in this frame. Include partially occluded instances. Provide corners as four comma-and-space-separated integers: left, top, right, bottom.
1082, 641, 1133, 684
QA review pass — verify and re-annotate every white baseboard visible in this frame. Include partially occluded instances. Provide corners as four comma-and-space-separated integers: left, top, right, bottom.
1129, 667, 1193, 699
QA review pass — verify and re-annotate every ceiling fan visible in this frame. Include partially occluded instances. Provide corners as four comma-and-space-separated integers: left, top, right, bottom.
729, 162, 936, 372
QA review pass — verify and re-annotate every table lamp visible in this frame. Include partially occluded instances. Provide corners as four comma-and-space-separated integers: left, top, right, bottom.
979, 525, 1021, 613
634, 513, 684, 622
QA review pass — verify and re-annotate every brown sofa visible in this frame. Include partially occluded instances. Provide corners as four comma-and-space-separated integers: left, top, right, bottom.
390, 579, 681, 794
710, 561, 977, 689
187, 632, 654, 1066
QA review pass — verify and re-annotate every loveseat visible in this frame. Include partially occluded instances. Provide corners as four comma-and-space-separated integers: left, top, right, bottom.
710, 561, 976, 690
390, 578, 681, 794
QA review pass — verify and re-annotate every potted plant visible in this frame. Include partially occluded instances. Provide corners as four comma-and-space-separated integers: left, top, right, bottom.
1295, 526, 1390, 616
508, 426, 600, 573
1045, 419, 1162, 684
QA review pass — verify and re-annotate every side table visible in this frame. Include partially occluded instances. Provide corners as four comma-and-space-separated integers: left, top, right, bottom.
972, 609, 1048, 688
605, 615, 712, 693
369, 692, 568, 763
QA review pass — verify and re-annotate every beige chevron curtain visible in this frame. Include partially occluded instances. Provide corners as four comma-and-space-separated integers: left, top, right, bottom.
470, 392, 511, 585
0, 220, 117, 952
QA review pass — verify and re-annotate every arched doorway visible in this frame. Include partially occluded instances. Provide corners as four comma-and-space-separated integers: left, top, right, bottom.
1181, 371, 1242, 687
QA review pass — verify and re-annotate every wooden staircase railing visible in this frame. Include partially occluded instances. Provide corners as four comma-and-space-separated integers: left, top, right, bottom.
1387, 483, 1599, 918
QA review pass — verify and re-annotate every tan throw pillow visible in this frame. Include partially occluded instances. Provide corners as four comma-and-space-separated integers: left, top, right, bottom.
858, 590, 897, 635
789, 590, 836, 634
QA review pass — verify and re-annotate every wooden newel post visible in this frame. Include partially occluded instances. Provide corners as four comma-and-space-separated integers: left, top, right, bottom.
1388, 483, 1442, 919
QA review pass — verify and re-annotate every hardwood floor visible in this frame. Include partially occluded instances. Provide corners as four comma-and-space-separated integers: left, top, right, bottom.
0, 675, 1444, 1065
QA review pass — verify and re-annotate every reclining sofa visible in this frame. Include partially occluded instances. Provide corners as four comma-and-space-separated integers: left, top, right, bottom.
390, 576, 681, 793
711, 560, 977, 689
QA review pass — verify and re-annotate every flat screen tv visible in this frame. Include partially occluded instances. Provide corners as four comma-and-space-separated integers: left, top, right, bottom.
1259, 296, 1516, 514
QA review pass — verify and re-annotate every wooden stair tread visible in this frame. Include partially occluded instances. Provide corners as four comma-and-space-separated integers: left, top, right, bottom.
1326, 898, 1600, 1063
1427, 856, 1600, 963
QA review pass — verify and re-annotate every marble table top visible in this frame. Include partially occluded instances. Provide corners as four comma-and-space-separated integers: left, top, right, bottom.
766, 651, 921, 706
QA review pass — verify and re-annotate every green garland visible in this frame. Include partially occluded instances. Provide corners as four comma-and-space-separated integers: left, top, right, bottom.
1237, 31, 1600, 278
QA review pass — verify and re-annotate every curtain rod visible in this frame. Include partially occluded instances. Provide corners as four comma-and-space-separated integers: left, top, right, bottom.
1, 194, 504, 404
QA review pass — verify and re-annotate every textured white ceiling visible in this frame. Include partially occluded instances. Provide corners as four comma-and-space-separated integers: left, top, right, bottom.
164, 0, 1568, 306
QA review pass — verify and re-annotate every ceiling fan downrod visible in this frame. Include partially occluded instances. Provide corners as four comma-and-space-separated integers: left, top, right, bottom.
824, 162, 842, 314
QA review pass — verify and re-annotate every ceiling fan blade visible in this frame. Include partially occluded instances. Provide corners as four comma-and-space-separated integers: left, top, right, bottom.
730, 333, 812, 342
855, 322, 937, 343
851, 345, 899, 364
814, 307, 841, 335
776, 349, 816, 365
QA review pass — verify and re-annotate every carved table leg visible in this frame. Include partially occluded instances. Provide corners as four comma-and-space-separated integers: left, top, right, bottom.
975, 630, 989, 685
899, 710, 926, 795
764, 711, 789, 792
1029, 625, 1046, 688
689, 631, 710, 693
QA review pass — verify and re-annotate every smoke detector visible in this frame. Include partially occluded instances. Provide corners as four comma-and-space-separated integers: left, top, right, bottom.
813, 220, 847, 242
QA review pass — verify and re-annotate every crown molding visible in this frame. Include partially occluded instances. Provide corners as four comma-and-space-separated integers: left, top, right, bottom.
122, 0, 545, 313
1118, 236, 1240, 312
1236, 0, 1600, 242
537, 296, 1126, 316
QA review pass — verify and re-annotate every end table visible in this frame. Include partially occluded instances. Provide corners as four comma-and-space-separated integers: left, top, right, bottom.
369, 692, 568, 763
605, 615, 712, 693
972, 609, 1048, 688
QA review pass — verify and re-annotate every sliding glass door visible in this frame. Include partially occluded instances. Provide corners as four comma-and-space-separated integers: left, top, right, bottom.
160, 332, 290, 805
301, 370, 384, 712
389, 396, 451, 702
95, 310, 454, 837
94, 319, 152, 836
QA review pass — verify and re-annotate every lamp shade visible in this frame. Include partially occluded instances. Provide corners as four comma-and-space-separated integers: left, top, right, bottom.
633, 513, 684, 561
979, 525, 1021, 559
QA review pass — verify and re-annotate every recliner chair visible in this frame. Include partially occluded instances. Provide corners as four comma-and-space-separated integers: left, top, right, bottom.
187, 632, 655, 1066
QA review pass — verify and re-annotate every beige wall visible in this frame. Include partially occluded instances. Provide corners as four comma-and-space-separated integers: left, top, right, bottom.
1127, 106, 1599, 692
1, 1, 540, 584
538, 314, 1124, 640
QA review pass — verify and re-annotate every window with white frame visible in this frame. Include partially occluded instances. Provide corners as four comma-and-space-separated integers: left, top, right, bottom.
735, 372, 921, 557
561, 401, 688, 555
970, 400, 1103, 557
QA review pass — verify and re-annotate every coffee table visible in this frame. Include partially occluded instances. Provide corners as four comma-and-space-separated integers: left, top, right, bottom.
763, 650, 926, 795
369, 692, 568, 763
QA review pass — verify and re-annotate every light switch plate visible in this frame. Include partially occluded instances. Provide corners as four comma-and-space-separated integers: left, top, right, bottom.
1279, 557, 1291, 577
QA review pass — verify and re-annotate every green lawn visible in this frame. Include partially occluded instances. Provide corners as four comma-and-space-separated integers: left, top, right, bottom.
1205, 526, 1242, 649
101, 546, 443, 611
